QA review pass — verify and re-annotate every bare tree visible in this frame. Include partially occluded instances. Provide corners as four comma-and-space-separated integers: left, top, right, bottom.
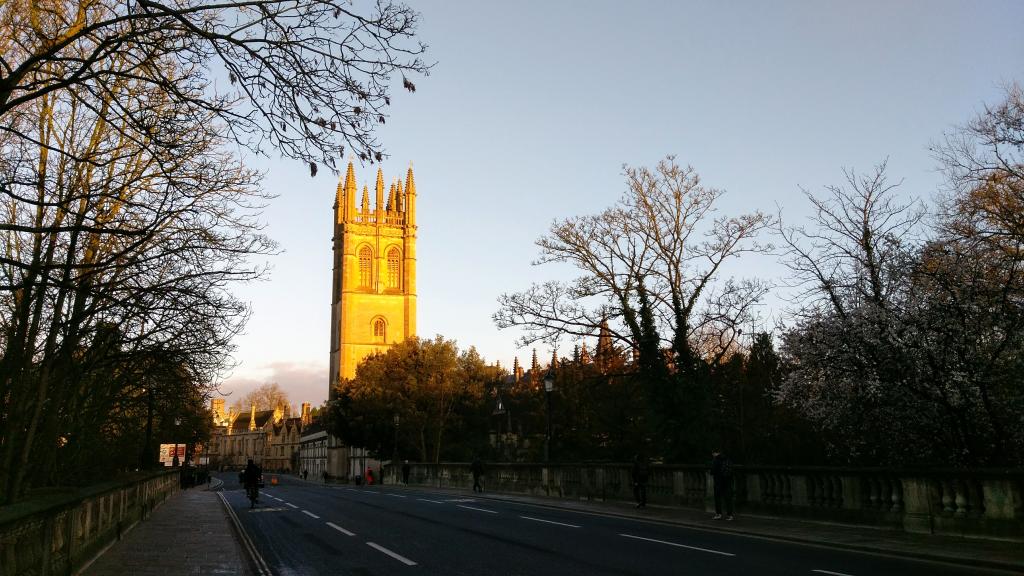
0, 48, 273, 501
0, 0, 429, 172
234, 382, 292, 416
495, 156, 773, 373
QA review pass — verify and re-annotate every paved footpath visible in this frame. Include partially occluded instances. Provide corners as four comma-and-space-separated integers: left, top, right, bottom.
81, 483, 251, 576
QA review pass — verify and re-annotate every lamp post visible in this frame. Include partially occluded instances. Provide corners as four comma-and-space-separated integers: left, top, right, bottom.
543, 372, 554, 463
392, 413, 400, 483
172, 417, 181, 467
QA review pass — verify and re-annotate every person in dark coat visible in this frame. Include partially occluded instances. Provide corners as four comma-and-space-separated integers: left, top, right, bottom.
631, 454, 650, 508
470, 458, 484, 493
402, 460, 411, 484
711, 450, 734, 520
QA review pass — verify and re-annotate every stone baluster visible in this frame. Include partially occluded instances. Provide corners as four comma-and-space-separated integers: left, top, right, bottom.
940, 478, 956, 514
954, 479, 969, 517
890, 477, 904, 513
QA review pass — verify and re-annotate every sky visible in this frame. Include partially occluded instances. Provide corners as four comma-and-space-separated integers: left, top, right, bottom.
219, 0, 1024, 410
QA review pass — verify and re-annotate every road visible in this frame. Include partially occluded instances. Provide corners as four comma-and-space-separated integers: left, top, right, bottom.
216, 474, 1001, 576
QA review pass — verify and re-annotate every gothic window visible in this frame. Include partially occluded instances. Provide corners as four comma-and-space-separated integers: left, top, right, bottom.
359, 246, 372, 288
373, 318, 386, 342
387, 247, 401, 289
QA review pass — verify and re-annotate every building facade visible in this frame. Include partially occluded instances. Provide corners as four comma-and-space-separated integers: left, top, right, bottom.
328, 161, 418, 386
207, 401, 312, 471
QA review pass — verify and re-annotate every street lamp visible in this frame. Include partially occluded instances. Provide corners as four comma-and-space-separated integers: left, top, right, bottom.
392, 413, 400, 483
172, 417, 181, 467
543, 372, 554, 463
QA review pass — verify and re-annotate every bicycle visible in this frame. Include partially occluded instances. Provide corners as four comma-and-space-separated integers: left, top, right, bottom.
246, 483, 259, 508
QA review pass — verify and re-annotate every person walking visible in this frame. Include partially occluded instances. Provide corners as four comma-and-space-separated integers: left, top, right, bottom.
470, 458, 484, 493
402, 460, 411, 484
631, 454, 649, 508
711, 450, 734, 520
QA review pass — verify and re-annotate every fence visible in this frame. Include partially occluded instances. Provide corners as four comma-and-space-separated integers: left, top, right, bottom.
397, 462, 1023, 541
0, 469, 180, 576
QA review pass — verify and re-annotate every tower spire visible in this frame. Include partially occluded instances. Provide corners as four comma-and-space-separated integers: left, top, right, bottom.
361, 184, 369, 215
405, 163, 416, 227
342, 161, 356, 221
375, 168, 385, 219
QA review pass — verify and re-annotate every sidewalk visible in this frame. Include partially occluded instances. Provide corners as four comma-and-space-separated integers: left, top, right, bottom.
80, 481, 252, 576
391, 483, 1024, 573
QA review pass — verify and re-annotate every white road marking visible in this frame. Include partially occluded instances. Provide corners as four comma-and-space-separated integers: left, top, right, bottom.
520, 515, 580, 528
367, 542, 417, 566
457, 504, 498, 514
384, 493, 408, 498
812, 571, 855, 576
417, 498, 445, 504
619, 534, 735, 557
302, 510, 320, 519
326, 522, 356, 536
285, 503, 299, 509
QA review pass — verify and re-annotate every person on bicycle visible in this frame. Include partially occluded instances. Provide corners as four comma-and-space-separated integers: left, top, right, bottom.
243, 459, 262, 507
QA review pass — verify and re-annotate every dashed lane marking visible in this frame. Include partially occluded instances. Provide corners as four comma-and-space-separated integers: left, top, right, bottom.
812, 571, 855, 576
457, 504, 498, 514
285, 502, 299, 509
384, 493, 408, 498
326, 522, 356, 536
367, 542, 417, 566
520, 515, 581, 528
619, 533, 735, 557
417, 498, 445, 504
303, 510, 320, 519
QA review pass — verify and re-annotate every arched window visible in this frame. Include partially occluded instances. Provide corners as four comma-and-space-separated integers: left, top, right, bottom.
358, 246, 373, 288
373, 318, 386, 342
387, 247, 401, 289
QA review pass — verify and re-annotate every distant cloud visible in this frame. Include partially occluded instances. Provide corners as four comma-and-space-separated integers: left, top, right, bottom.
217, 361, 328, 409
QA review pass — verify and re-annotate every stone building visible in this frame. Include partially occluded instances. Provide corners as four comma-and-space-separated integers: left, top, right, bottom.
325, 161, 418, 479
207, 401, 312, 471
329, 161, 418, 384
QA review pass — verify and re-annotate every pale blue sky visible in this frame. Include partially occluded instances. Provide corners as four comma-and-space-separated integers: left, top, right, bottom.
221, 0, 1024, 408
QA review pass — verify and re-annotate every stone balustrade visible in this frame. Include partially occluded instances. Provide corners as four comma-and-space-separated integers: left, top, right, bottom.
0, 469, 179, 576
397, 462, 1022, 541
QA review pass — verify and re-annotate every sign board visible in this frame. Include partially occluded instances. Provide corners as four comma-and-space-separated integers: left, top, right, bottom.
159, 443, 185, 466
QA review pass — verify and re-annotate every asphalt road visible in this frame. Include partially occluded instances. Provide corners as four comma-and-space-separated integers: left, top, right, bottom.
216, 474, 1002, 576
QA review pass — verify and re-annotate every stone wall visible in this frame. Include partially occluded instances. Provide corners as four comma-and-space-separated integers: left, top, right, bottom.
0, 469, 179, 576
396, 462, 1023, 541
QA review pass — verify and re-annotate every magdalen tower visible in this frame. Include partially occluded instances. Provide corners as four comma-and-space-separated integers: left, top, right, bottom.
328, 161, 418, 392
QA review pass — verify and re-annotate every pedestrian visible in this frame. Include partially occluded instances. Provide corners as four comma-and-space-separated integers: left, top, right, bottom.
366, 467, 374, 485
631, 454, 649, 508
302, 469, 308, 481
470, 457, 484, 493
402, 460, 411, 484
711, 450, 734, 520
322, 470, 328, 484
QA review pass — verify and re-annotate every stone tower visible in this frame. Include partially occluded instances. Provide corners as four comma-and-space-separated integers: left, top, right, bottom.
329, 161, 418, 390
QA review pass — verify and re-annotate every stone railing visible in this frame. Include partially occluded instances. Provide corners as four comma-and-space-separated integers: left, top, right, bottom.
0, 468, 179, 576
397, 462, 1023, 541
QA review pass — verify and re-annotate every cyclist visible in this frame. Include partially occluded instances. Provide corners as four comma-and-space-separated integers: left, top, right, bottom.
242, 459, 262, 508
